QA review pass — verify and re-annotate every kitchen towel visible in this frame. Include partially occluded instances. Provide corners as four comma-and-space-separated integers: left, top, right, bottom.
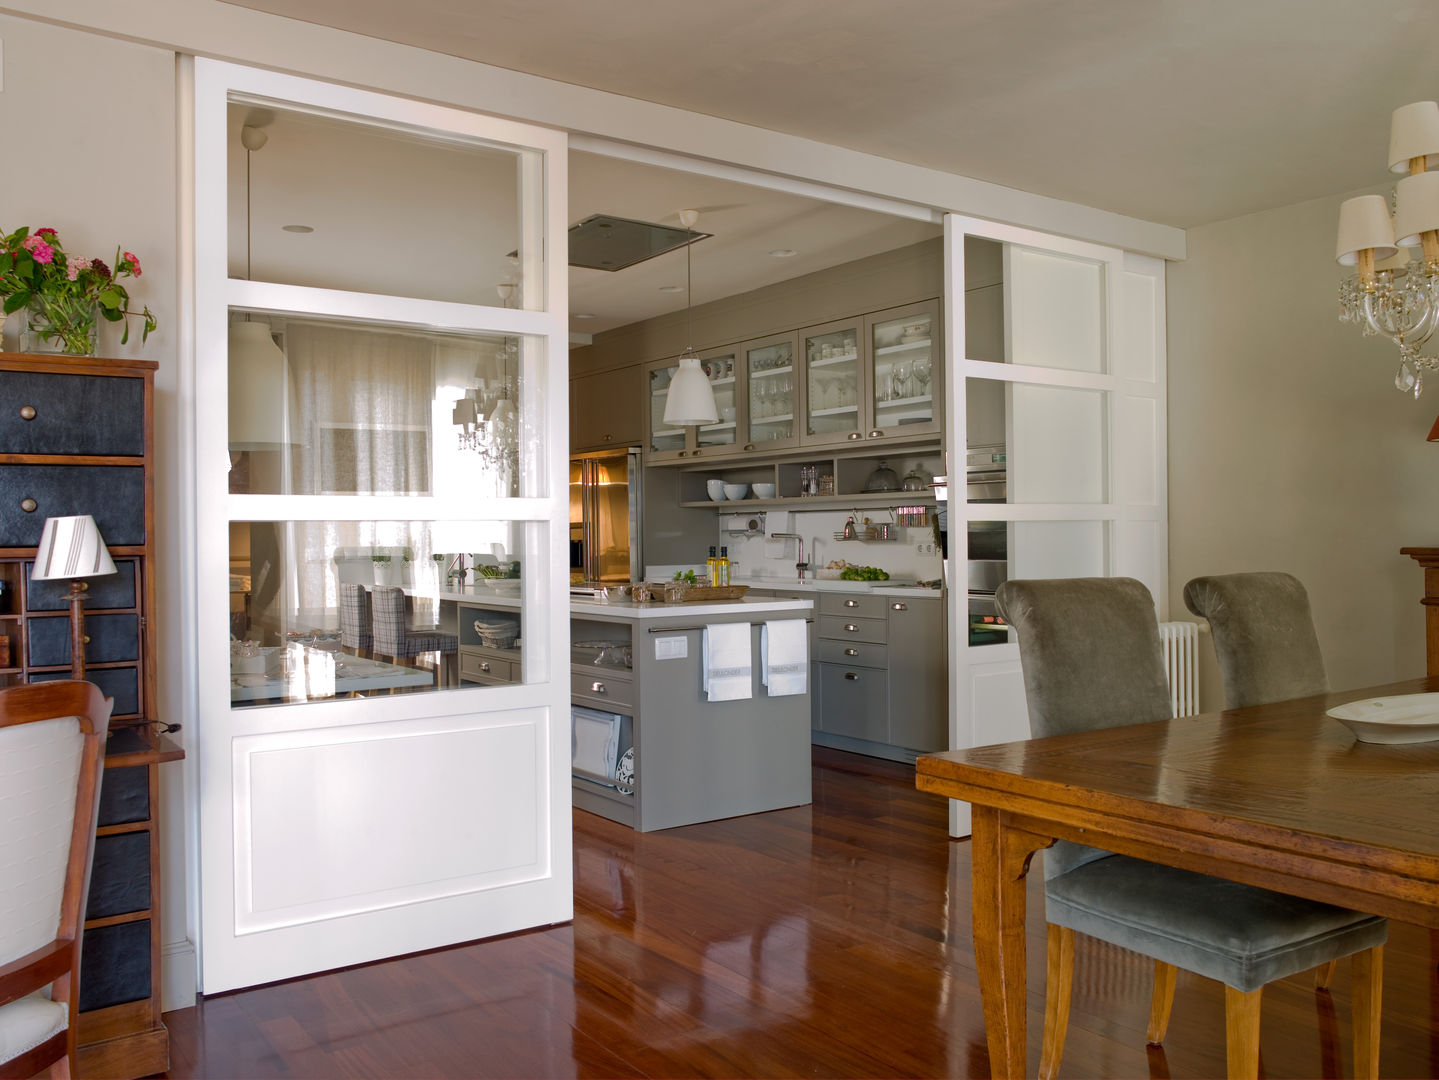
702, 622, 753, 701
762, 619, 808, 696
764, 510, 793, 559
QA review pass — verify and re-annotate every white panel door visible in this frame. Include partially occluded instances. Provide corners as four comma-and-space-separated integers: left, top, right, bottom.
192, 59, 572, 992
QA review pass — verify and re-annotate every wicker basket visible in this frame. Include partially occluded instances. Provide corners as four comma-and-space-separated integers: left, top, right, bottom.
675, 585, 749, 602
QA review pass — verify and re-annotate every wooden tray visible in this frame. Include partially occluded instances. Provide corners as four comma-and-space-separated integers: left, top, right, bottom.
677, 585, 749, 601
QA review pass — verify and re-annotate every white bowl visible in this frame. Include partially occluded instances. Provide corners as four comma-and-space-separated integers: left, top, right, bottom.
706, 479, 727, 501
1327, 693, 1439, 744
752, 483, 776, 499
722, 483, 749, 500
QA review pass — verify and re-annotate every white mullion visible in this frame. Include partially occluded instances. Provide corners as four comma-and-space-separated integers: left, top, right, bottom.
959, 358, 1119, 393
960, 503, 1118, 523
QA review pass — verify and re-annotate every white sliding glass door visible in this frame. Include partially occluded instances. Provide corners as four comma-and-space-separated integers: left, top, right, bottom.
192, 60, 570, 992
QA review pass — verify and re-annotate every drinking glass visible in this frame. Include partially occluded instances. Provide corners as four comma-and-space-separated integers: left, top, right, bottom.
914, 356, 931, 396
894, 361, 912, 399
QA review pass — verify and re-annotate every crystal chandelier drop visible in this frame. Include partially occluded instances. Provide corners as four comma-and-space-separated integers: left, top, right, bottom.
1336, 101, 1439, 397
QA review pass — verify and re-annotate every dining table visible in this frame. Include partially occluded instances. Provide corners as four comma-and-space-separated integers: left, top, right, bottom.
916, 676, 1439, 1079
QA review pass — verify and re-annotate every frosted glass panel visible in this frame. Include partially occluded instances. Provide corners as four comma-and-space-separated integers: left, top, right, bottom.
1012, 520, 1107, 579
967, 379, 1106, 504
967, 237, 1105, 372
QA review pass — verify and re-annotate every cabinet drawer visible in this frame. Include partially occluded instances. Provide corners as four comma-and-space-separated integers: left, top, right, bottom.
816, 662, 888, 741
819, 592, 888, 619
78, 919, 150, 1013
819, 638, 888, 669
0, 371, 146, 456
0, 465, 146, 546
818, 614, 887, 644
460, 651, 514, 684
87, 831, 151, 920
97, 765, 149, 827
27, 558, 137, 612
571, 669, 634, 708
31, 666, 139, 717
27, 612, 139, 667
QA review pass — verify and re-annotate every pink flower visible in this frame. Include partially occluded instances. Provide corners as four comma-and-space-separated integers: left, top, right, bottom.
21, 235, 54, 264
122, 251, 142, 277
66, 256, 92, 281
35, 227, 57, 238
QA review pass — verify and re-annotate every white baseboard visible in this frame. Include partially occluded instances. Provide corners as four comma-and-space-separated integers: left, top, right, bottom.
948, 798, 971, 839
161, 938, 198, 1012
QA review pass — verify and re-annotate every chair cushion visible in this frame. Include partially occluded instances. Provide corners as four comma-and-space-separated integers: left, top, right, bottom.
0, 991, 66, 1062
1046, 854, 1387, 992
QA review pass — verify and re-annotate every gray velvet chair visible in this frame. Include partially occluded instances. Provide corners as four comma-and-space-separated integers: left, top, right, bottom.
995, 577, 1386, 1080
1183, 571, 1328, 708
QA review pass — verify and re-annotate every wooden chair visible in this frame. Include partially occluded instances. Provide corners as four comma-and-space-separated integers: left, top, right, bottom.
0, 681, 113, 1080
370, 585, 458, 686
995, 577, 1386, 1080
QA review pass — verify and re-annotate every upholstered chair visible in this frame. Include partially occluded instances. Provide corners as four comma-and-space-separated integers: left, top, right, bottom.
995, 577, 1386, 1080
339, 582, 374, 658
370, 585, 459, 685
1183, 571, 1328, 708
0, 680, 113, 1079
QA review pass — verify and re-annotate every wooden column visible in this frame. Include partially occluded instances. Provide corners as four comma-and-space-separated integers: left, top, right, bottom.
1401, 548, 1439, 676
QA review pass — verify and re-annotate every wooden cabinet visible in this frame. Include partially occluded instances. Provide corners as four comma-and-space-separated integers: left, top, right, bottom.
0, 354, 179, 1079
570, 364, 642, 453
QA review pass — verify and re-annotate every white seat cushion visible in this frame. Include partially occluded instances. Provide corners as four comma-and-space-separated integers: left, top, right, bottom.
0, 991, 66, 1061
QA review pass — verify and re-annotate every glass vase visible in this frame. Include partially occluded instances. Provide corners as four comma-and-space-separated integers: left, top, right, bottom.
20, 297, 100, 356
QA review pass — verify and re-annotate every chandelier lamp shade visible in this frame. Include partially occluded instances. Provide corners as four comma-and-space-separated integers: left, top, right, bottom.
30, 514, 118, 680
1336, 100, 1439, 398
662, 209, 719, 427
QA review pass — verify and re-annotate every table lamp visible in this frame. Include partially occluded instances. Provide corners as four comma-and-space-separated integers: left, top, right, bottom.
31, 514, 118, 679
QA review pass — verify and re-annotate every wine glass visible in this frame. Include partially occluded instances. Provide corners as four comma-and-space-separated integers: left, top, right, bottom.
893, 361, 912, 400
914, 356, 932, 396
778, 374, 792, 416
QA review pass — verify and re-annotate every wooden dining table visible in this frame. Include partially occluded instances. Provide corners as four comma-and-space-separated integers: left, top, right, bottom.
916, 676, 1439, 1078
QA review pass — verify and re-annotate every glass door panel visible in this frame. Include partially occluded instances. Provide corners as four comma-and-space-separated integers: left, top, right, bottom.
646, 359, 686, 459
744, 333, 797, 449
696, 348, 738, 450
803, 322, 861, 444
965, 377, 1106, 504
868, 300, 940, 438
964, 238, 1105, 373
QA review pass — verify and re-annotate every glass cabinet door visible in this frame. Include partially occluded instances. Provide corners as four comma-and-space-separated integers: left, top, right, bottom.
646, 358, 686, 460
743, 332, 799, 450
695, 347, 739, 451
802, 320, 862, 445
867, 300, 941, 438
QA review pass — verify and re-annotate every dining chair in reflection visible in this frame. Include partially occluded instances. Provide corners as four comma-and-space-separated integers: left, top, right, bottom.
370, 585, 458, 687
339, 583, 374, 659
996, 576, 1386, 1080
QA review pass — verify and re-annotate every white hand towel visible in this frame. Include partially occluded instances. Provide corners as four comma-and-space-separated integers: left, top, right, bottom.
702, 622, 753, 701
764, 510, 793, 559
762, 619, 809, 696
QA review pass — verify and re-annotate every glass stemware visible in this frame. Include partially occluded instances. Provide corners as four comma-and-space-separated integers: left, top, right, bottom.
914, 356, 931, 396
893, 361, 912, 400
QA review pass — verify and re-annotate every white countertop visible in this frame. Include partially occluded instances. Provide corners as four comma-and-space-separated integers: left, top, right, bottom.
731, 576, 945, 600
417, 584, 813, 620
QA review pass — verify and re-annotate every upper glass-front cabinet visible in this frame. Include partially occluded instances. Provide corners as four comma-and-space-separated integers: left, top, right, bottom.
646, 347, 741, 461
646, 358, 684, 459
868, 300, 941, 439
802, 319, 863, 446
744, 332, 799, 451
696, 347, 739, 451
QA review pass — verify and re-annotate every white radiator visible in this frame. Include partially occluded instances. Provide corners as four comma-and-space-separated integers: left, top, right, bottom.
1158, 621, 1201, 718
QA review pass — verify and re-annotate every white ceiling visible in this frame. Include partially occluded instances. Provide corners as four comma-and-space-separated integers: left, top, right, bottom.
219, 0, 1439, 230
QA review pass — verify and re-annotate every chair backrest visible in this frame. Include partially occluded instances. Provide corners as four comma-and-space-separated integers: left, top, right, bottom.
339, 583, 373, 651
995, 577, 1174, 877
370, 585, 408, 655
1183, 571, 1328, 708
0, 680, 112, 1077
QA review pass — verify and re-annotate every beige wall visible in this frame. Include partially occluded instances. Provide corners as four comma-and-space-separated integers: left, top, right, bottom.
1167, 190, 1439, 709
0, 13, 192, 1005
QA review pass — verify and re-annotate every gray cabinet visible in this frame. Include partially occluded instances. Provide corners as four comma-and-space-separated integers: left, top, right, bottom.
885, 596, 946, 751
570, 364, 642, 453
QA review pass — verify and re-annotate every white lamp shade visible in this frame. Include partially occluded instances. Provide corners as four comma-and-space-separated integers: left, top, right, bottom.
1394, 170, 1439, 247
1335, 195, 1397, 265
1388, 101, 1439, 174
31, 515, 117, 581
228, 321, 294, 450
662, 352, 720, 426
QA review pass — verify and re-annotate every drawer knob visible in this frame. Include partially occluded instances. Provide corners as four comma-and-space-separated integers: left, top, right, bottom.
480, 662, 491, 673
844, 599, 858, 607
20, 498, 36, 513
891, 602, 908, 611
602, 433, 612, 441
83, 635, 91, 645
844, 647, 858, 656
844, 623, 858, 632
19, 405, 36, 421
844, 672, 860, 680
591, 681, 606, 694
869, 429, 885, 438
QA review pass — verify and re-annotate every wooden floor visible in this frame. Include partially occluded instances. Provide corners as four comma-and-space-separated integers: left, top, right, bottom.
164, 747, 1439, 1078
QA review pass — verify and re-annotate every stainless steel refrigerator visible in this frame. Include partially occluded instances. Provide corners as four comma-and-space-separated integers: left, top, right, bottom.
570, 448, 642, 585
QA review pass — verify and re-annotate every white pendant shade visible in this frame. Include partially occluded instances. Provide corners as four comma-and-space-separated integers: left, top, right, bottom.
1335, 195, 1397, 265
228, 320, 294, 449
1388, 100, 1439, 174
662, 351, 719, 426
31, 515, 117, 581
1394, 170, 1439, 247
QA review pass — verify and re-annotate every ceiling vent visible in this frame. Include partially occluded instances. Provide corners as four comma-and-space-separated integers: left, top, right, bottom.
568, 214, 711, 272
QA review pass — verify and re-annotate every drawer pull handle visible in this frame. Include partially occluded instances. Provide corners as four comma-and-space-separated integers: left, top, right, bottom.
846, 432, 862, 441
591, 681, 606, 694
844, 647, 858, 656
744, 443, 756, 451
844, 672, 860, 680
19, 405, 36, 421
844, 623, 858, 632
891, 602, 908, 611
480, 662, 491, 673
869, 429, 885, 438
82, 635, 91, 645
20, 498, 36, 513
844, 599, 858, 607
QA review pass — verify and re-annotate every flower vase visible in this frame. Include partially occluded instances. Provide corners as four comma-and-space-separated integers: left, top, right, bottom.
21, 298, 99, 356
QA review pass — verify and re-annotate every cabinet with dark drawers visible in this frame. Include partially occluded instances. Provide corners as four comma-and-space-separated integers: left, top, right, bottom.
0, 354, 180, 1079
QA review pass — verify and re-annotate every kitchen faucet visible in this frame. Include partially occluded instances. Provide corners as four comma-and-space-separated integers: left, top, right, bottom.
769, 533, 808, 582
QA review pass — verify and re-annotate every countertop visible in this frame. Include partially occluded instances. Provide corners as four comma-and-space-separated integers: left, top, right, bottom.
730, 576, 945, 600
419, 584, 813, 620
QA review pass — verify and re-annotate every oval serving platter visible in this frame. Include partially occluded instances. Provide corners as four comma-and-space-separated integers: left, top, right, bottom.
1326, 693, 1439, 745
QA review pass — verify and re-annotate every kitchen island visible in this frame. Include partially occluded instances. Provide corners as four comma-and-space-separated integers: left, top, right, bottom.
425, 586, 815, 831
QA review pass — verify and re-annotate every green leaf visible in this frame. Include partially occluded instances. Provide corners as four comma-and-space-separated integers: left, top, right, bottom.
3, 293, 29, 314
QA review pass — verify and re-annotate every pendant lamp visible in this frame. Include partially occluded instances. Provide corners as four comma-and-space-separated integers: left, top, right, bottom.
662, 209, 719, 427
228, 124, 293, 450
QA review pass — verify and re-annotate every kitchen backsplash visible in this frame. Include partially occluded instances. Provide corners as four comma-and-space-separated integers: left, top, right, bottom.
711, 507, 942, 583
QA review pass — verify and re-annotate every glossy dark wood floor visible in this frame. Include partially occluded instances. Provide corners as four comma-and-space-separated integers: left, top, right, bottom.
164, 747, 1439, 1078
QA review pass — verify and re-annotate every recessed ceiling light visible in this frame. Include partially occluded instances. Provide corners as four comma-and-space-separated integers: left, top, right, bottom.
573, 313, 596, 320
282, 224, 314, 233
768, 248, 797, 258
658, 284, 683, 293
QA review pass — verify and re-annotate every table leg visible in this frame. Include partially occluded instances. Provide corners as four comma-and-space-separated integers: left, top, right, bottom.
971, 805, 1053, 1079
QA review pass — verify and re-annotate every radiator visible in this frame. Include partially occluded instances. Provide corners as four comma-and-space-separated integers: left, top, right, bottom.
1158, 620, 1201, 718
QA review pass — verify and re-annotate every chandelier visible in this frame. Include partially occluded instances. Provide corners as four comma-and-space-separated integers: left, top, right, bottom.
1336, 101, 1439, 397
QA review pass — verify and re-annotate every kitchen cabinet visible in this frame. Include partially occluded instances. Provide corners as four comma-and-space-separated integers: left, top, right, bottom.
799, 318, 864, 446
0, 354, 179, 1078
740, 331, 801, 452
570, 364, 642, 452
456, 600, 521, 686
643, 344, 740, 463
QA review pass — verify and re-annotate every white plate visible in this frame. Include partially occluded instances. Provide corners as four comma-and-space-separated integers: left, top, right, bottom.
1326, 693, 1439, 744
